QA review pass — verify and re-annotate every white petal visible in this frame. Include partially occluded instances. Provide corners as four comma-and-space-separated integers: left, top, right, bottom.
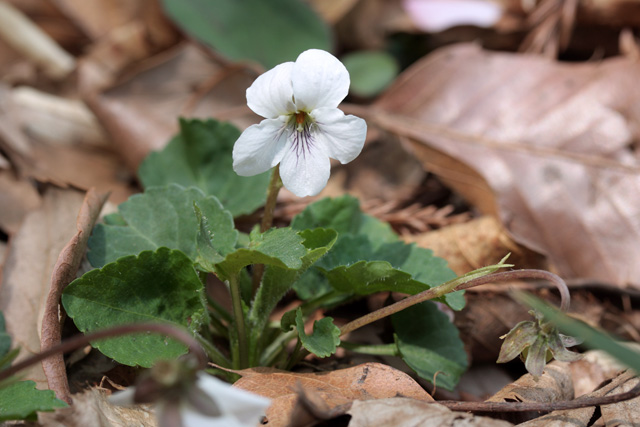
246, 62, 295, 118
196, 374, 271, 425
233, 118, 289, 176
292, 50, 350, 111
311, 108, 367, 164
108, 388, 136, 407
279, 134, 331, 197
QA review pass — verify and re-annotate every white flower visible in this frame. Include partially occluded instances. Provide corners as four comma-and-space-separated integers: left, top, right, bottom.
110, 372, 271, 427
233, 49, 367, 197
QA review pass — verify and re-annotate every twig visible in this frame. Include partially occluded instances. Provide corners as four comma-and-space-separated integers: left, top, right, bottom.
0, 1, 75, 79
437, 381, 640, 412
1, 323, 208, 391
340, 269, 569, 337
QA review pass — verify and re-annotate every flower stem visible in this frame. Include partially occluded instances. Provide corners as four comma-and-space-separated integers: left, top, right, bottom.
339, 269, 570, 337
0, 323, 208, 384
260, 164, 283, 233
252, 166, 283, 294
228, 274, 249, 368
340, 342, 399, 356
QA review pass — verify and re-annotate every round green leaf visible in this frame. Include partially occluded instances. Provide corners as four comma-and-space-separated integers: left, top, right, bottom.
88, 184, 237, 268
161, 0, 331, 69
139, 119, 270, 217
392, 301, 468, 391
342, 51, 399, 97
62, 248, 207, 367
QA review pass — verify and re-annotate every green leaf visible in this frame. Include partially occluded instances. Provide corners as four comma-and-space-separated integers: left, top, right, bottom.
295, 309, 340, 358
62, 248, 208, 367
160, 0, 331, 69
392, 301, 468, 391
319, 237, 464, 310
139, 119, 270, 217
214, 227, 308, 280
516, 292, 640, 373
292, 195, 397, 248
342, 51, 399, 97
0, 381, 67, 421
88, 184, 237, 268
0, 312, 11, 360
247, 228, 337, 362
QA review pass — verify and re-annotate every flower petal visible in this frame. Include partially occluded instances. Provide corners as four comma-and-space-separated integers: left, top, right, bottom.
196, 373, 271, 426
292, 50, 349, 111
233, 119, 289, 176
279, 135, 330, 197
246, 62, 295, 118
311, 108, 366, 164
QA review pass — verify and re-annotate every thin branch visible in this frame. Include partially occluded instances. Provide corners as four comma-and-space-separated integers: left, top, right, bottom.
340, 268, 570, 337
0, 323, 208, 388
437, 381, 640, 412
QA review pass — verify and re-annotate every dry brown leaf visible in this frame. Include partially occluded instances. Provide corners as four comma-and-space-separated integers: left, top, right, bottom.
517, 371, 636, 427
348, 398, 514, 427
0, 187, 86, 388
0, 170, 41, 235
404, 215, 546, 275
232, 362, 433, 427
41, 188, 108, 403
0, 84, 133, 203
84, 43, 256, 171
50, 0, 174, 44
373, 43, 640, 287
487, 360, 573, 424
39, 388, 155, 427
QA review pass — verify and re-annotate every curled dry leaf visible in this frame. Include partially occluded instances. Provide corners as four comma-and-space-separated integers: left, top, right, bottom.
0, 188, 87, 389
84, 43, 256, 171
374, 43, 640, 287
348, 397, 513, 427
41, 188, 109, 403
231, 362, 433, 427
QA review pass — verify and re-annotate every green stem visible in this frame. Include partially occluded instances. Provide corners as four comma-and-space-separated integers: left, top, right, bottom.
285, 338, 303, 370
194, 333, 230, 368
228, 274, 249, 368
207, 294, 233, 323
339, 268, 569, 337
207, 311, 229, 340
340, 342, 399, 356
260, 329, 298, 367
252, 165, 283, 293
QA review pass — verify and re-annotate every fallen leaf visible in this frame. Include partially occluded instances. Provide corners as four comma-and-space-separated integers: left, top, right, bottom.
404, 215, 546, 275
41, 188, 109, 403
487, 360, 574, 424
0, 84, 133, 204
232, 362, 433, 427
348, 397, 513, 426
38, 388, 155, 427
0, 170, 41, 235
84, 43, 256, 171
517, 370, 636, 427
0, 187, 86, 389
373, 43, 640, 287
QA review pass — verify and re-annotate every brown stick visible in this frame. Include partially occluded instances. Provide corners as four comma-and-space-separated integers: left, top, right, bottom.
40, 188, 108, 404
4, 323, 207, 387
437, 381, 640, 412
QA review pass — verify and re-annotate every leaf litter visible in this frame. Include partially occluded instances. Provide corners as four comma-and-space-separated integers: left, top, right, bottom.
1, 1, 640, 426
